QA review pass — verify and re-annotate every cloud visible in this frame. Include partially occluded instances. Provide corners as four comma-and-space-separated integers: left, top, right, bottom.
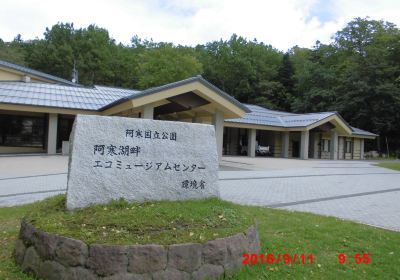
0, 0, 399, 51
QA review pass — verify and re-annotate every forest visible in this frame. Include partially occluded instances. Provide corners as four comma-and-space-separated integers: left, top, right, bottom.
0, 17, 399, 155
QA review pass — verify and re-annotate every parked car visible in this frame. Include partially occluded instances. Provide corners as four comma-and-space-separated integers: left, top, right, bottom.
256, 144, 271, 156
240, 142, 272, 156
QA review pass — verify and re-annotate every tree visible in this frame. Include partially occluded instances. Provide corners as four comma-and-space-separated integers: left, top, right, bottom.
0, 37, 26, 65
136, 44, 203, 89
198, 34, 283, 104
277, 53, 295, 95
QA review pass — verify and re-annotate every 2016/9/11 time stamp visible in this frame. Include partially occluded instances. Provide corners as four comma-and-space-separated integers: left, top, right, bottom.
242, 253, 371, 265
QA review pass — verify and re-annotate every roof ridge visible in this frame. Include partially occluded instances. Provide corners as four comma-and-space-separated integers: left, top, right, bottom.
95, 84, 141, 91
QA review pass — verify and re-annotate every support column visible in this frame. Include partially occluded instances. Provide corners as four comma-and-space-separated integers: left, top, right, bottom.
212, 111, 224, 160
142, 105, 154, 119
281, 131, 289, 158
47, 113, 58, 155
300, 130, 309, 160
247, 129, 256, 157
360, 138, 365, 160
330, 131, 338, 160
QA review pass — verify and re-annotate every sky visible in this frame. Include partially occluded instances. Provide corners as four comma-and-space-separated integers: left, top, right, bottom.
1, 0, 399, 51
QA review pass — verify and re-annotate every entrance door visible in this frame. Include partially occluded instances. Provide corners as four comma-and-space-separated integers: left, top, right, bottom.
292, 141, 300, 158
57, 115, 75, 151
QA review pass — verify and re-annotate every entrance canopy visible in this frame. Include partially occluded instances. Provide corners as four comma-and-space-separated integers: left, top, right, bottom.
100, 76, 249, 120
225, 104, 377, 139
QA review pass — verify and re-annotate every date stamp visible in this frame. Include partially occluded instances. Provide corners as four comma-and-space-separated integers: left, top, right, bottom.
337, 253, 371, 264
242, 253, 371, 265
242, 253, 314, 265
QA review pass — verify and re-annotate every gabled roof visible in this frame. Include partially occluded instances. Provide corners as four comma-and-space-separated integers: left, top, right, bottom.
351, 126, 378, 137
0, 59, 79, 86
226, 104, 336, 128
0, 81, 136, 110
226, 104, 376, 138
99, 75, 250, 113
0, 75, 248, 118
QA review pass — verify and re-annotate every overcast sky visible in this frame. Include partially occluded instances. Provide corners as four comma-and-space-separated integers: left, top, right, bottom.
1, 0, 399, 51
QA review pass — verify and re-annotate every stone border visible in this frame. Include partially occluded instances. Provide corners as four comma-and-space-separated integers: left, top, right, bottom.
14, 220, 260, 280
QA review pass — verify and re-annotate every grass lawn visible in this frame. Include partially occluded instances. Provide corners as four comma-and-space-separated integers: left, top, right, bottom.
376, 162, 400, 171
1, 196, 399, 280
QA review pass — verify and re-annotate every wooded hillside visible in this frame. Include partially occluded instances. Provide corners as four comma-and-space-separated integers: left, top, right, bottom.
1, 18, 399, 154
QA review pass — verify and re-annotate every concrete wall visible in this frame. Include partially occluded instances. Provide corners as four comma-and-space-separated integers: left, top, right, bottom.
0, 68, 56, 84
0, 69, 22, 80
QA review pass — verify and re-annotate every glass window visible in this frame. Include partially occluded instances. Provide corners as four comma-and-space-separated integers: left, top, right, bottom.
0, 115, 45, 147
322, 139, 330, 152
345, 140, 352, 153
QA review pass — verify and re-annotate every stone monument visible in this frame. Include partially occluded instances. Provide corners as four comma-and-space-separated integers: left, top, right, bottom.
66, 115, 219, 209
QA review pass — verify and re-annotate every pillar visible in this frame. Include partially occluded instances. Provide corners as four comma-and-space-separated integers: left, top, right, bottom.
300, 130, 309, 159
247, 129, 256, 157
213, 111, 224, 160
281, 131, 289, 158
360, 138, 365, 160
330, 131, 338, 160
142, 105, 154, 119
47, 113, 58, 155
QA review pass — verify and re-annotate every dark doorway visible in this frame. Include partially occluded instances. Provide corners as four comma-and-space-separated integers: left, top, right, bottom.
292, 141, 300, 158
57, 115, 75, 150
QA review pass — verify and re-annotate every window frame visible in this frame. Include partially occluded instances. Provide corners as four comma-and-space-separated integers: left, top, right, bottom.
0, 114, 46, 148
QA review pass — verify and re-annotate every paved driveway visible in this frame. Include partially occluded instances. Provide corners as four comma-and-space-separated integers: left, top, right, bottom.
0, 155, 67, 206
1, 155, 399, 231
220, 159, 400, 231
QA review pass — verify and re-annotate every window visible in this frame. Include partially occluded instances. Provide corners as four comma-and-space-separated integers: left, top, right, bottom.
322, 139, 330, 152
0, 115, 45, 147
345, 140, 352, 153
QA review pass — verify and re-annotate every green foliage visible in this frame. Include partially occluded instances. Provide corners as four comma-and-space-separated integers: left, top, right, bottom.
137, 44, 203, 88
198, 34, 283, 105
290, 18, 400, 152
0, 38, 26, 65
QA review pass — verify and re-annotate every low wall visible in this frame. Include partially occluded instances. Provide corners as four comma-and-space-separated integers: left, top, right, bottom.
14, 220, 261, 280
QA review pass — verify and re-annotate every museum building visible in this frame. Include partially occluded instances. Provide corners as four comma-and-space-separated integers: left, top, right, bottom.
0, 59, 377, 160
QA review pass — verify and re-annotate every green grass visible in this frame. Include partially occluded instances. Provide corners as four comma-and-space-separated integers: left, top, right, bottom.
1, 196, 400, 280
366, 157, 398, 161
376, 162, 400, 171
25, 195, 253, 245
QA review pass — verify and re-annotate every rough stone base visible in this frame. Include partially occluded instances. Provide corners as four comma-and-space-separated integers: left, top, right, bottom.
14, 220, 260, 280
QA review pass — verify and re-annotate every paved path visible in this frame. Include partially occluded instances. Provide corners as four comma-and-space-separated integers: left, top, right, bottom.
0, 155, 67, 207
0, 155, 399, 232
220, 160, 400, 231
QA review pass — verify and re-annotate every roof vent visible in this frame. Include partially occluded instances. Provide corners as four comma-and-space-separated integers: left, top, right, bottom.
21, 75, 31, 83
71, 60, 79, 83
